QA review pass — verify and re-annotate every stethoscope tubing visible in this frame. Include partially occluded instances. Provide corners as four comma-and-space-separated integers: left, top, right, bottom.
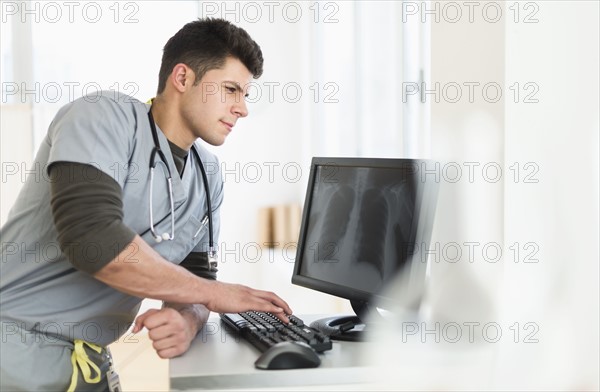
147, 107, 215, 253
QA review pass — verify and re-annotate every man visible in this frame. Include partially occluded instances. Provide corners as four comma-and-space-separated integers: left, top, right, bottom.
0, 18, 292, 390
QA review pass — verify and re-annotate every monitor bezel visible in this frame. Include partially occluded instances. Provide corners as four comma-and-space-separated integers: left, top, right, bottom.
291, 157, 438, 309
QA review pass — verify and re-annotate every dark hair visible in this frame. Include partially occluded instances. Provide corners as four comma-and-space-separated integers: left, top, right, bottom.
157, 18, 263, 94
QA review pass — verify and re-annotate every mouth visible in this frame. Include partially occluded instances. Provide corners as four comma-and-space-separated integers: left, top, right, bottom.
221, 120, 234, 131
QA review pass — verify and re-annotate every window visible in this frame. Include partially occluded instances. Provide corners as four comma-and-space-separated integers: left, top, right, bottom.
2, 1, 200, 151
308, 1, 429, 158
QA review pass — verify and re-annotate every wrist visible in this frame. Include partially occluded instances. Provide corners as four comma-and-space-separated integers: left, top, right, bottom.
176, 304, 211, 336
199, 279, 217, 310
179, 307, 201, 338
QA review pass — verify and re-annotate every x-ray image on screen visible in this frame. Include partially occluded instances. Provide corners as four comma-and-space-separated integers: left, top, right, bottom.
311, 184, 355, 263
300, 165, 417, 295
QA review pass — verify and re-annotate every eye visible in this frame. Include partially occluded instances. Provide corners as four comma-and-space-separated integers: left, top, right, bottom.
225, 86, 236, 93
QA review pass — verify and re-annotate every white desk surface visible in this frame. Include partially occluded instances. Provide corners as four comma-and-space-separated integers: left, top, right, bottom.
169, 314, 377, 390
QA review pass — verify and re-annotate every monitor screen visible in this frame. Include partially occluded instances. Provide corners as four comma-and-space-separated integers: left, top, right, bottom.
292, 157, 439, 317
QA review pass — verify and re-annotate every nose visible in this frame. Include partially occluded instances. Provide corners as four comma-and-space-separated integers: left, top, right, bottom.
232, 99, 248, 118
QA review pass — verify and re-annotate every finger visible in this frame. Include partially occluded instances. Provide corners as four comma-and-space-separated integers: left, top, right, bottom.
254, 290, 293, 315
271, 311, 290, 324
151, 334, 177, 351
139, 310, 172, 331
156, 346, 183, 359
263, 292, 292, 315
151, 333, 188, 352
147, 323, 179, 342
133, 309, 160, 333
250, 299, 290, 322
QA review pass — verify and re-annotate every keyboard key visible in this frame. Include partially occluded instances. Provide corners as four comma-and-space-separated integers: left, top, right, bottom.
220, 312, 333, 353
289, 315, 305, 326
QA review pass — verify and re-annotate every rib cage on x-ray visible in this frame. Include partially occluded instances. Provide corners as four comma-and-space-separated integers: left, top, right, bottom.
355, 188, 389, 278
317, 185, 355, 262
303, 166, 417, 295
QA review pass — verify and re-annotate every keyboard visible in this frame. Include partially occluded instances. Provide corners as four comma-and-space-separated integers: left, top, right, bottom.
220, 311, 333, 353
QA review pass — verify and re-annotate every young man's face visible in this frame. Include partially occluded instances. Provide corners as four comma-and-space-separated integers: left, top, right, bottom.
180, 56, 253, 146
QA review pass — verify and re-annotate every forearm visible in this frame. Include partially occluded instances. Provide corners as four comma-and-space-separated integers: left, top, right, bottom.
94, 235, 216, 305
94, 234, 292, 320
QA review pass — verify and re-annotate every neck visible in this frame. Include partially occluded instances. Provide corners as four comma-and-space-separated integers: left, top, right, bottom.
151, 96, 193, 151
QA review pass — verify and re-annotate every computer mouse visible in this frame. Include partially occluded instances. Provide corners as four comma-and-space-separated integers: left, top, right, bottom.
254, 341, 321, 370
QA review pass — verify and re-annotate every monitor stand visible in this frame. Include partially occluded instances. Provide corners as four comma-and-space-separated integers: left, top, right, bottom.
308, 300, 376, 342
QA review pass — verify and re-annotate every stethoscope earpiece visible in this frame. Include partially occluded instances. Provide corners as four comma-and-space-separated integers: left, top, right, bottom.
153, 232, 171, 243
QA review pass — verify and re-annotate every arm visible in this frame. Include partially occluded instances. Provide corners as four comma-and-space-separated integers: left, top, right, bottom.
95, 235, 291, 317
49, 163, 292, 320
159, 252, 216, 336
130, 251, 218, 358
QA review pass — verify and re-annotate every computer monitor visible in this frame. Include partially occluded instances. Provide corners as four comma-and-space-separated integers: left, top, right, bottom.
291, 157, 439, 341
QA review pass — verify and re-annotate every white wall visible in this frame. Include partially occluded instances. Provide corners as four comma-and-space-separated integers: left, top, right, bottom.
0, 105, 33, 224
364, 1, 599, 390
427, 0, 506, 326
497, 1, 599, 388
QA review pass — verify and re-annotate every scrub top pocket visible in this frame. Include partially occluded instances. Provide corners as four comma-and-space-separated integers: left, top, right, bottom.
166, 214, 204, 263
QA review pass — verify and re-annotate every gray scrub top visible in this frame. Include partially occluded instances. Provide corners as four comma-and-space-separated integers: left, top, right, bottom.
0, 92, 223, 390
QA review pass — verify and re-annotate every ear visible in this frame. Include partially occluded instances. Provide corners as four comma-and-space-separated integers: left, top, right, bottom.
169, 64, 194, 93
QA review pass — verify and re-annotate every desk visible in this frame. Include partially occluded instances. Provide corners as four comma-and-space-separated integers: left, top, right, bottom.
169, 315, 376, 390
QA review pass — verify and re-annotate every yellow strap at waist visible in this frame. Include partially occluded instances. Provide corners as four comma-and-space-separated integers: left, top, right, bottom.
66, 339, 103, 392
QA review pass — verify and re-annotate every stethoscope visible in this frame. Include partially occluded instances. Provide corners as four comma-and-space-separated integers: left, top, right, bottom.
147, 107, 218, 269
